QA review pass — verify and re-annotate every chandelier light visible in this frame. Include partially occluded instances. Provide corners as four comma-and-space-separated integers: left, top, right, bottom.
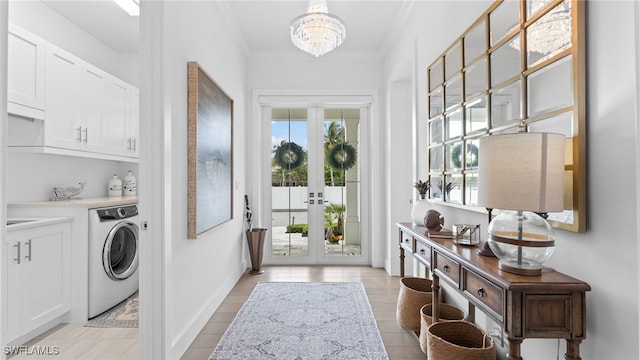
290, 0, 346, 57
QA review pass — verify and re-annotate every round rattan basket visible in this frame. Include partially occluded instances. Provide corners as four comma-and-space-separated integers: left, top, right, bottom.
426, 320, 496, 360
396, 277, 434, 334
419, 303, 466, 354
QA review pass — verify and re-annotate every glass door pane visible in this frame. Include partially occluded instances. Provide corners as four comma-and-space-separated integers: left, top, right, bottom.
270, 108, 309, 257
323, 109, 361, 257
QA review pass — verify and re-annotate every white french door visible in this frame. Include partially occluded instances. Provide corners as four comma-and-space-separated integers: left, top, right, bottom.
261, 101, 369, 265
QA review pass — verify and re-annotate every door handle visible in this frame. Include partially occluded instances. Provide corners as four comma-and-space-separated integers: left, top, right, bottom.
13, 242, 20, 264
25, 239, 32, 261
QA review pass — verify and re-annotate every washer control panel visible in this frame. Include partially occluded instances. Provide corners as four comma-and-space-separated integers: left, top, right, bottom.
97, 205, 139, 221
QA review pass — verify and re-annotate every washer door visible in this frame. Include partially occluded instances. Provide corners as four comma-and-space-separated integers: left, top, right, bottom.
103, 221, 139, 281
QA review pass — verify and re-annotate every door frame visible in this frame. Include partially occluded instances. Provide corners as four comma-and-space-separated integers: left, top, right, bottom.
251, 89, 379, 265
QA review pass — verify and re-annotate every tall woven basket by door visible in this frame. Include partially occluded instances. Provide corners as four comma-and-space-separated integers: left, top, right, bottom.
396, 277, 434, 334
419, 303, 466, 354
427, 320, 496, 360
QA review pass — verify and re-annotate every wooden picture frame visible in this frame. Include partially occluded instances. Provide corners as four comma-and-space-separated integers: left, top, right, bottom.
187, 61, 233, 239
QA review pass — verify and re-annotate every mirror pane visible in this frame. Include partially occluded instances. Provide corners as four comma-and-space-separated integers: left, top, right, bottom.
491, 34, 520, 87
527, 0, 572, 67
528, 55, 573, 116
430, 59, 444, 91
444, 174, 463, 204
448, 142, 463, 171
546, 170, 574, 224
445, 42, 462, 80
490, 0, 519, 46
429, 175, 443, 200
430, 117, 443, 143
445, 109, 463, 140
527, 0, 554, 19
466, 138, 480, 170
430, 87, 443, 118
465, 20, 486, 64
465, 97, 488, 133
527, 111, 573, 137
445, 75, 462, 110
429, 146, 444, 172
465, 59, 487, 99
491, 81, 521, 127
465, 173, 479, 206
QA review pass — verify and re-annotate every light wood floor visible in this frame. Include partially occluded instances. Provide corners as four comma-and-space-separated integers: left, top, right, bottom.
8, 266, 424, 359
181, 265, 425, 359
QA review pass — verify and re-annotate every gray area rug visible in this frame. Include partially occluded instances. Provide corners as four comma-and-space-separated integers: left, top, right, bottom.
85, 292, 138, 328
209, 282, 389, 360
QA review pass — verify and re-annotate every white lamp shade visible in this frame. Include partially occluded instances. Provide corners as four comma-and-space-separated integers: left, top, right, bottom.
478, 132, 565, 213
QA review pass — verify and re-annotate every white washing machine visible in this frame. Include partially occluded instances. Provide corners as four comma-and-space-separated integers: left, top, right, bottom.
88, 204, 139, 318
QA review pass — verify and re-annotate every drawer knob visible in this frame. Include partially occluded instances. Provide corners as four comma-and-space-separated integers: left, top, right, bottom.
477, 288, 485, 297
443, 265, 450, 272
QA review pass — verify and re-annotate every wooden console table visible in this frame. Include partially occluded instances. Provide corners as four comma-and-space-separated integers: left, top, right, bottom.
397, 222, 590, 360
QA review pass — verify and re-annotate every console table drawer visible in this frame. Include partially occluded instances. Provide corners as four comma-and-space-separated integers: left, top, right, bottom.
415, 241, 431, 266
433, 251, 460, 286
463, 269, 504, 318
401, 232, 414, 252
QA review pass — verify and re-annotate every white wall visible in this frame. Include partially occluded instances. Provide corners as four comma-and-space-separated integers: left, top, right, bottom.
383, 1, 640, 359
144, 1, 248, 357
6, 152, 135, 202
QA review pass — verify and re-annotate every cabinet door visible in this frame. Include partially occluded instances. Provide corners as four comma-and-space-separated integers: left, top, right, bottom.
7, 24, 45, 120
7, 233, 25, 339
6, 222, 72, 343
77, 64, 106, 152
128, 87, 140, 157
44, 46, 82, 150
103, 76, 130, 156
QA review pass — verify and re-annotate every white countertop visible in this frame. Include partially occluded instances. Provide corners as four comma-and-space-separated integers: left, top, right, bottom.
6, 217, 73, 232
8, 196, 139, 209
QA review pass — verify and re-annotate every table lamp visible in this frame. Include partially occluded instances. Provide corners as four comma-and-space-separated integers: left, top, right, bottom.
478, 123, 565, 276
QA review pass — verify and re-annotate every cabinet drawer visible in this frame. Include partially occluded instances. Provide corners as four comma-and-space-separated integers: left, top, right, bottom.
400, 232, 414, 252
463, 269, 504, 318
434, 251, 460, 287
415, 241, 431, 266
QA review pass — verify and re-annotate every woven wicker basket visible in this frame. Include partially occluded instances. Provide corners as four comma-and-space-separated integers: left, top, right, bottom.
396, 277, 434, 334
426, 321, 496, 360
419, 303, 466, 354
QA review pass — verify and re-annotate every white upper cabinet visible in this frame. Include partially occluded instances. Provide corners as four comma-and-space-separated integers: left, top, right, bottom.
8, 25, 139, 162
76, 63, 106, 152
44, 45, 81, 150
103, 76, 130, 156
7, 24, 46, 120
128, 87, 140, 157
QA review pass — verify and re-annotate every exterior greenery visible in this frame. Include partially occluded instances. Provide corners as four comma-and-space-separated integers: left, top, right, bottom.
272, 121, 350, 187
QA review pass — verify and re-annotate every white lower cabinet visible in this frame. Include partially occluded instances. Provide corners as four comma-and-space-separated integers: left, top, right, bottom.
6, 220, 72, 344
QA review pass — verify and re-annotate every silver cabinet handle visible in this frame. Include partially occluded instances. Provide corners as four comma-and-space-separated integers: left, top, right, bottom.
83, 128, 88, 143
132, 138, 136, 151
25, 239, 32, 261
76, 127, 83, 142
13, 242, 20, 264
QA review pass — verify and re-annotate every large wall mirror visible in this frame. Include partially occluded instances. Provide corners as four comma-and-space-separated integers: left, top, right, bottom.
427, 0, 586, 232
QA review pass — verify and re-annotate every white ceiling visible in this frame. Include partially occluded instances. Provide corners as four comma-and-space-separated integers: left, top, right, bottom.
39, 0, 409, 56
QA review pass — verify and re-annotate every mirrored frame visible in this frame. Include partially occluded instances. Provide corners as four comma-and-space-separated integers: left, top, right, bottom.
426, 0, 586, 232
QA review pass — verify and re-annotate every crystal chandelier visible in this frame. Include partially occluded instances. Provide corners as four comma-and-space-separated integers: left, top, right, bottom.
290, 0, 346, 57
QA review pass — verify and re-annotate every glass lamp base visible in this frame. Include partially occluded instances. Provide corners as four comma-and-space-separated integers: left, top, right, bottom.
498, 259, 542, 276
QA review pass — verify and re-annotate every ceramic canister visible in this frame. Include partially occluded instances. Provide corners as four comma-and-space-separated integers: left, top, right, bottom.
123, 171, 136, 196
108, 174, 122, 197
